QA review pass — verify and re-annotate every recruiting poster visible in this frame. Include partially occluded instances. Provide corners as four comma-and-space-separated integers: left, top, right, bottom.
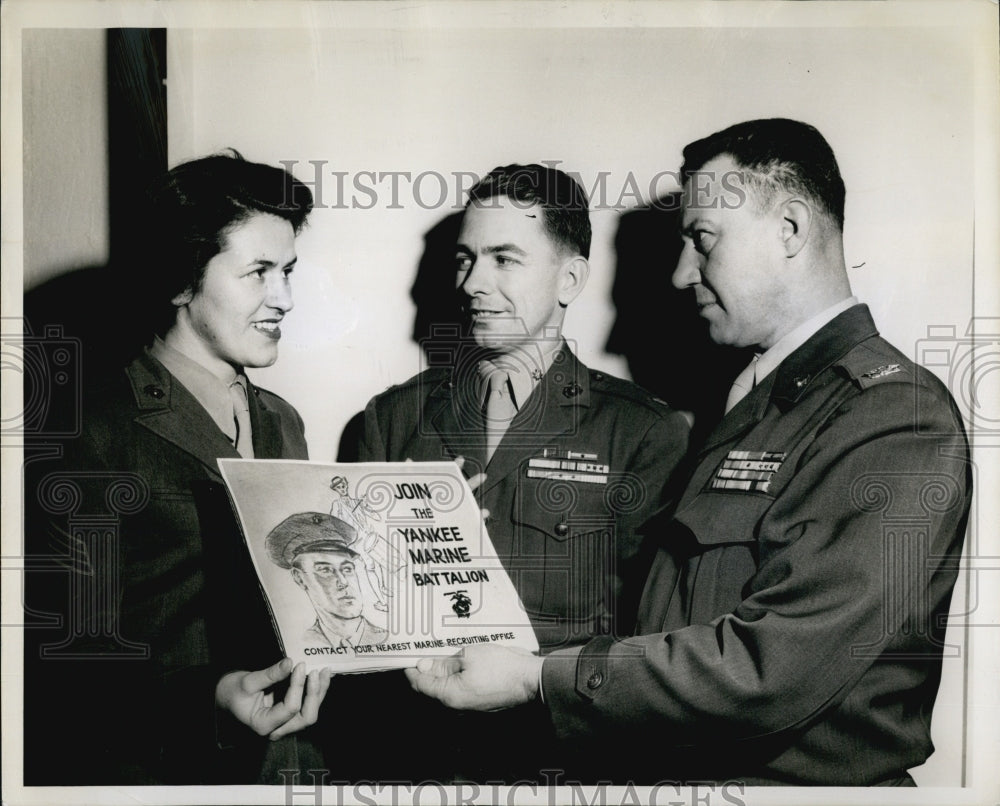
219, 459, 538, 671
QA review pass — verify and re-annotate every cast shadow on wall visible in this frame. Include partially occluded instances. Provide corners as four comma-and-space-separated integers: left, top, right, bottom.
336, 211, 465, 461
21, 264, 150, 441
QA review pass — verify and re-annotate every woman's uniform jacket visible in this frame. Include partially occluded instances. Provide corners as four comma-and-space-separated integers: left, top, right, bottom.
23, 350, 318, 784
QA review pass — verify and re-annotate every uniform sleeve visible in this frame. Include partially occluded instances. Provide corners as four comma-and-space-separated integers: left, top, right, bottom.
542, 381, 970, 743
357, 394, 388, 462
618, 408, 691, 535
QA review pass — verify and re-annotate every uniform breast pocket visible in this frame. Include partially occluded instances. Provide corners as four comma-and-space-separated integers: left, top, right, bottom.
674, 490, 775, 549
512, 474, 617, 542
510, 474, 622, 628
670, 492, 776, 619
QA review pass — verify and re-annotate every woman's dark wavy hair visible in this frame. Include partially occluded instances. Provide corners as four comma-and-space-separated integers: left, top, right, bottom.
139, 149, 313, 335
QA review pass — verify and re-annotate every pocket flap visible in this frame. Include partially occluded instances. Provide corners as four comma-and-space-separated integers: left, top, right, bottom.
512, 473, 624, 541
673, 490, 773, 547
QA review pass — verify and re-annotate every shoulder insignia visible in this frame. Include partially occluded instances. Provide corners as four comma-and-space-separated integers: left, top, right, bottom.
379, 367, 450, 398
588, 371, 678, 415
862, 363, 903, 380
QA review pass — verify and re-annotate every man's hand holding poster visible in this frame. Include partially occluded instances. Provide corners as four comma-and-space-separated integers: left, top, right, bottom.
218, 460, 538, 672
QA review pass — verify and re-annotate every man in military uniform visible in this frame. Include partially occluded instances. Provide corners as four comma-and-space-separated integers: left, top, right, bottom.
265, 512, 389, 649
359, 163, 690, 778
360, 163, 690, 652
405, 120, 973, 786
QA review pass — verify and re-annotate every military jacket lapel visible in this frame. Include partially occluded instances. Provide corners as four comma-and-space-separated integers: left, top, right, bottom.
698, 304, 880, 461
427, 373, 490, 473
479, 348, 587, 495
698, 373, 774, 458
248, 384, 284, 459
126, 352, 239, 477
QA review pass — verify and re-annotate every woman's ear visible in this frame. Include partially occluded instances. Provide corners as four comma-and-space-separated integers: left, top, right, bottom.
171, 287, 194, 306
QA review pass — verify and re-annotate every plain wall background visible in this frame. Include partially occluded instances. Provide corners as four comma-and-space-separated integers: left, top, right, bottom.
22, 29, 109, 288
165, 24, 975, 462
12, 4, 996, 791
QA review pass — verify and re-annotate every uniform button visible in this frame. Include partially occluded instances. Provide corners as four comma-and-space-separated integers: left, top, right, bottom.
143, 384, 164, 399
554, 521, 569, 537
586, 671, 603, 690
593, 372, 604, 381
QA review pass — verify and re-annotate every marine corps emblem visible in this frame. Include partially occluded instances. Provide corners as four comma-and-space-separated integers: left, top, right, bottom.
446, 589, 473, 618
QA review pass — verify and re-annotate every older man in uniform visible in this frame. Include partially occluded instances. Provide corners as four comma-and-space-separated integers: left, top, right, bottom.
358, 163, 690, 779
405, 120, 972, 786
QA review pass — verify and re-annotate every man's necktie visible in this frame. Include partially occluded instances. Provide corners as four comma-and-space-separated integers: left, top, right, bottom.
229, 378, 254, 458
725, 355, 760, 414
482, 365, 518, 463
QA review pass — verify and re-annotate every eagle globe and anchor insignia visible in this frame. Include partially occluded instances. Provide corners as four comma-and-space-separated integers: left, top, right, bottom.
446, 589, 473, 618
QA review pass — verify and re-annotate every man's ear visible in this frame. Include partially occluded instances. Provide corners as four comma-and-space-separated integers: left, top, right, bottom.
292, 567, 306, 590
557, 255, 590, 307
779, 198, 812, 258
171, 287, 194, 306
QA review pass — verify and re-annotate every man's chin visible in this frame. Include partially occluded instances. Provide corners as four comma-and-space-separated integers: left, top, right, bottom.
469, 332, 507, 352
707, 321, 736, 347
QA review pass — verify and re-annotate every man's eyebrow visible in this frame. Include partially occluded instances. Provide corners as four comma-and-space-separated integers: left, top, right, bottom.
483, 244, 528, 257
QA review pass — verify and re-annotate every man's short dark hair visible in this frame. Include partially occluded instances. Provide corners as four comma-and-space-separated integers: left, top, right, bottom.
681, 119, 845, 230
467, 163, 592, 259
141, 149, 314, 335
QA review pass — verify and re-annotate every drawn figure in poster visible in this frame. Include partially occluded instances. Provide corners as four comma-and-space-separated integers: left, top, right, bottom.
265, 512, 389, 649
329, 475, 402, 612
